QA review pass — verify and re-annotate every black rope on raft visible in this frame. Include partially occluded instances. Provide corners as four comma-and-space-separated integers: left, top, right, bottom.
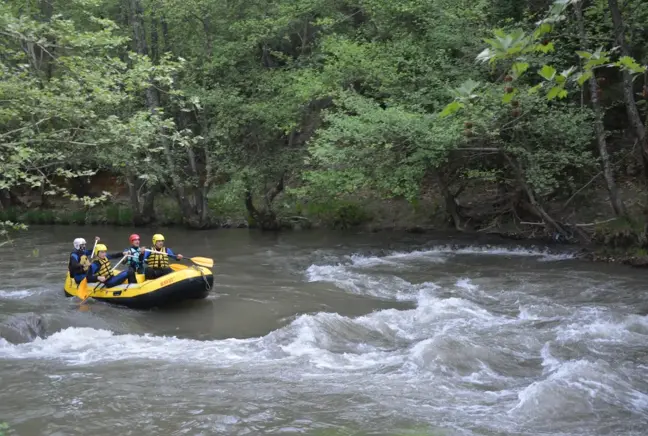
192, 265, 211, 291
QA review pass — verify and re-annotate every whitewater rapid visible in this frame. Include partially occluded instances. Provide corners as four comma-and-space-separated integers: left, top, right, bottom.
1, 243, 647, 435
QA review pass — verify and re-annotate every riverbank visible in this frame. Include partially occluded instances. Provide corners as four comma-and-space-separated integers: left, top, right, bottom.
2, 189, 647, 267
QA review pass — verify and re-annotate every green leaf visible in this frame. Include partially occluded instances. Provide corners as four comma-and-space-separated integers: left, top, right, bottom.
503, 91, 516, 103
576, 71, 593, 86
576, 50, 592, 59
536, 42, 555, 53
584, 54, 611, 70
512, 62, 529, 78
528, 84, 543, 95
439, 101, 464, 118
533, 23, 553, 40
615, 56, 646, 74
538, 65, 557, 81
546, 85, 564, 100
456, 79, 480, 96
561, 66, 576, 78
476, 48, 494, 63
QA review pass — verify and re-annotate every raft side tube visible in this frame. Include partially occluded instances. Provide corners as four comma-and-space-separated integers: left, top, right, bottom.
63, 266, 214, 309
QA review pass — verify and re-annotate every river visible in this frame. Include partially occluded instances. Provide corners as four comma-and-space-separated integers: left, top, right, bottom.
0, 226, 647, 435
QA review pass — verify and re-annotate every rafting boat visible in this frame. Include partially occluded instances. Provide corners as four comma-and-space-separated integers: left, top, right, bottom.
63, 265, 214, 309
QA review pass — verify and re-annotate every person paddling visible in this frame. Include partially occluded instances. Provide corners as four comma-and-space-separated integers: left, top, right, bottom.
86, 244, 137, 287
68, 236, 100, 284
142, 233, 183, 280
124, 234, 145, 274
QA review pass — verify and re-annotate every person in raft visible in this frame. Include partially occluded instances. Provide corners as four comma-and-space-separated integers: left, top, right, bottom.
142, 233, 183, 280
68, 236, 100, 284
124, 233, 146, 274
86, 244, 137, 287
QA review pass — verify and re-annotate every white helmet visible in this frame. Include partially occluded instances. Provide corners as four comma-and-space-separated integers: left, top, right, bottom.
73, 238, 87, 250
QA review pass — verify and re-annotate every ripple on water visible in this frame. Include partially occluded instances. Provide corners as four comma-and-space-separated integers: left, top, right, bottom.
0, 239, 646, 435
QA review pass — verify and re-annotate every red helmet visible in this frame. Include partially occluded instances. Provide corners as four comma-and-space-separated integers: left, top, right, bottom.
129, 234, 140, 243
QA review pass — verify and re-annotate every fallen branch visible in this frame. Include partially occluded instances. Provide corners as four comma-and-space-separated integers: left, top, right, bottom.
573, 218, 617, 227
285, 216, 310, 221
521, 217, 617, 228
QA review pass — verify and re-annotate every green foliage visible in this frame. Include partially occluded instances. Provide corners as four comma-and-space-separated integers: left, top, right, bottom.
443, 0, 647, 117
0, 0, 183, 235
592, 217, 648, 248
305, 92, 462, 201
301, 198, 373, 229
1, 0, 647, 239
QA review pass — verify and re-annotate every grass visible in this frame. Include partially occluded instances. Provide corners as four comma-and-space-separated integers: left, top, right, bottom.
0, 198, 185, 227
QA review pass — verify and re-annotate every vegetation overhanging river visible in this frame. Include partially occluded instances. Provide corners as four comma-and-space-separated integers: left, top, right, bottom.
0, 226, 647, 436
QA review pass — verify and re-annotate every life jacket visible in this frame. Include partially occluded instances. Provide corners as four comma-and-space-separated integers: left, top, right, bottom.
69, 249, 91, 276
94, 257, 114, 279
126, 247, 141, 269
146, 247, 169, 269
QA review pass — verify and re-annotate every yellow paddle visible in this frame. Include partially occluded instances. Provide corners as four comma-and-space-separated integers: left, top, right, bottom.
77, 278, 89, 300
170, 263, 188, 271
144, 249, 214, 268
79, 254, 128, 303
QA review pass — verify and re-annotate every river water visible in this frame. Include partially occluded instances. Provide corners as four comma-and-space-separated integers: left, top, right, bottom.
0, 226, 647, 435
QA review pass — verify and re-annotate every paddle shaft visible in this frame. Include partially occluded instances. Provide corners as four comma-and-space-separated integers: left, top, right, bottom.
81, 254, 129, 303
96, 254, 128, 285
144, 249, 213, 268
144, 248, 177, 258
90, 239, 98, 258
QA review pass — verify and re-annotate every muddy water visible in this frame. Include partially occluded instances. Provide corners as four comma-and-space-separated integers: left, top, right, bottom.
0, 226, 647, 435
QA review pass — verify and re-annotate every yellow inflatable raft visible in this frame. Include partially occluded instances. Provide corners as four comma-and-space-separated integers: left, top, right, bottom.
63, 265, 214, 309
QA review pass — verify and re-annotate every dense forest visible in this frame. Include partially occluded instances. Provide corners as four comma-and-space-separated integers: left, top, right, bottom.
1, 0, 648, 250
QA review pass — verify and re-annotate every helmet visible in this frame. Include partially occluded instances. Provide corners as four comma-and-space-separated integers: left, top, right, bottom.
73, 238, 86, 250
94, 244, 108, 255
129, 234, 140, 243
152, 234, 165, 245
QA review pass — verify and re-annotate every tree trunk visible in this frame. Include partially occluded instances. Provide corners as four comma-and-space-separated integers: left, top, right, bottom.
39, 183, 50, 209
184, 146, 210, 228
575, 2, 627, 217
150, 12, 159, 63
244, 174, 285, 231
129, 0, 209, 228
433, 170, 464, 230
608, 0, 648, 179
0, 190, 11, 211
161, 16, 170, 53
126, 175, 155, 226
38, 0, 54, 79
503, 153, 572, 239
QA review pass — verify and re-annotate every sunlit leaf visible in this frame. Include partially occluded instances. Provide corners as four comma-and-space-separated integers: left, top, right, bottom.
439, 101, 465, 118
538, 65, 557, 81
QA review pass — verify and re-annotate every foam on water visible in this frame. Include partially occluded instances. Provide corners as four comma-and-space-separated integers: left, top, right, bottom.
383, 244, 576, 262
0, 289, 41, 299
1, 245, 646, 435
305, 264, 438, 301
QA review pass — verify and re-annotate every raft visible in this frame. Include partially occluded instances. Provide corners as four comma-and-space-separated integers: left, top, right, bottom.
63, 265, 214, 309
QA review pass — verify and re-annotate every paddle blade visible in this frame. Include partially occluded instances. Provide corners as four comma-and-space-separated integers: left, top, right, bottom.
170, 263, 188, 271
77, 278, 89, 300
190, 256, 213, 268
